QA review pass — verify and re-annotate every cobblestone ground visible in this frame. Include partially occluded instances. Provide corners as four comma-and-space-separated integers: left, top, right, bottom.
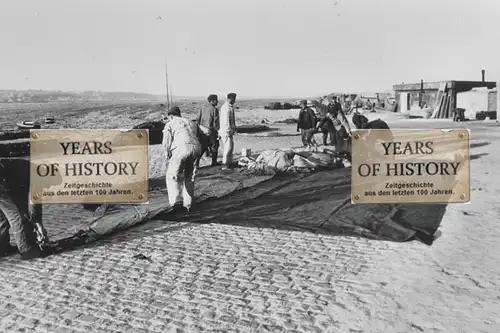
1, 217, 395, 333
1, 121, 499, 333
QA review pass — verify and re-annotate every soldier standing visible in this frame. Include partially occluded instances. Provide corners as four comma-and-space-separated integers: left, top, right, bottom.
219, 93, 238, 170
197, 94, 220, 166
297, 100, 317, 147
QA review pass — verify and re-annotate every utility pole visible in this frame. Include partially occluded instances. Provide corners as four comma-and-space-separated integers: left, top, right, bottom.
165, 56, 170, 110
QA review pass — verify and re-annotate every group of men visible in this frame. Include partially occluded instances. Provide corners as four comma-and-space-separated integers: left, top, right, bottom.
0, 93, 240, 258
163, 94, 353, 215
162, 93, 238, 213
296, 96, 392, 150
196, 93, 237, 168
0, 92, 391, 260
296, 97, 353, 148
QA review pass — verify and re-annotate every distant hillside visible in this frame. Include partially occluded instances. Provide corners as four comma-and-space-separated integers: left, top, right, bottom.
157, 95, 205, 102
0, 90, 159, 103
155, 95, 307, 102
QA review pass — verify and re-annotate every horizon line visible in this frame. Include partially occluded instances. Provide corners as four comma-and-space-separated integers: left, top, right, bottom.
0, 88, 395, 99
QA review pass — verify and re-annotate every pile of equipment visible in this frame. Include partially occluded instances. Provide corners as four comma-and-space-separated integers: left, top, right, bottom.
238, 147, 351, 174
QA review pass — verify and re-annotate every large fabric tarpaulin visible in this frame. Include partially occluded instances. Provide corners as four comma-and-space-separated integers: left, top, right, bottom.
43, 168, 274, 250
43, 165, 444, 252
169, 168, 444, 245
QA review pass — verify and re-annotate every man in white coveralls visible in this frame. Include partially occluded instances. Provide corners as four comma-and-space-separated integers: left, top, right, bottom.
162, 106, 202, 213
219, 93, 238, 170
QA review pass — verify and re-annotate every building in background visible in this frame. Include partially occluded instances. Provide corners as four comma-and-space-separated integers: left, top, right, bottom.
392, 70, 497, 119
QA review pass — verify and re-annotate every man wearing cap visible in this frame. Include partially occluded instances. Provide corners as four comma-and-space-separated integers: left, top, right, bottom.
197, 94, 220, 166
219, 93, 237, 170
163, 106, 202, 212
297, 100, 317, 147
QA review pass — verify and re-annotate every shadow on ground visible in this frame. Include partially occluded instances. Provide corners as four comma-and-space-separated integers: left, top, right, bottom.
470, 153, 489, 160
470, 141, 490, 149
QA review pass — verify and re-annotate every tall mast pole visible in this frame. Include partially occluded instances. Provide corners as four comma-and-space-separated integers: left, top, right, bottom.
170, 85, 173, 106
165, 56, 170, 110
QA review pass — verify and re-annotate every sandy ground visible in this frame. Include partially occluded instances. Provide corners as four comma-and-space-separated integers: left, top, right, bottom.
150, 108, 426, 177
1, 105, 499, 332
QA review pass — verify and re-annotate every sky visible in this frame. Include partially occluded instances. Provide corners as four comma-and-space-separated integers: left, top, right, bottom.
1, 0, 499, 97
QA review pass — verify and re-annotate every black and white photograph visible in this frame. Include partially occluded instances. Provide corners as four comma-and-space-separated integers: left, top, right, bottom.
0, 0, 499, 332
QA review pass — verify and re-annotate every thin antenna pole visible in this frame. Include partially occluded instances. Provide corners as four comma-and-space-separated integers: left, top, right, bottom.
165, 56, 170, 109
170, 85, 173, 106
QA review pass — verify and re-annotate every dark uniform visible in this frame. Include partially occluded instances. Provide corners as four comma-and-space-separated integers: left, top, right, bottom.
0, 158, 47, 259
297, 102, 317, 147
316, 113, 337, 145
197, 97, 220, 166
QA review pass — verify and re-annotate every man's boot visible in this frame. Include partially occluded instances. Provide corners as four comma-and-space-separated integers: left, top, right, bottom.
211, 150, 218, 166
169, 203, 191, 214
